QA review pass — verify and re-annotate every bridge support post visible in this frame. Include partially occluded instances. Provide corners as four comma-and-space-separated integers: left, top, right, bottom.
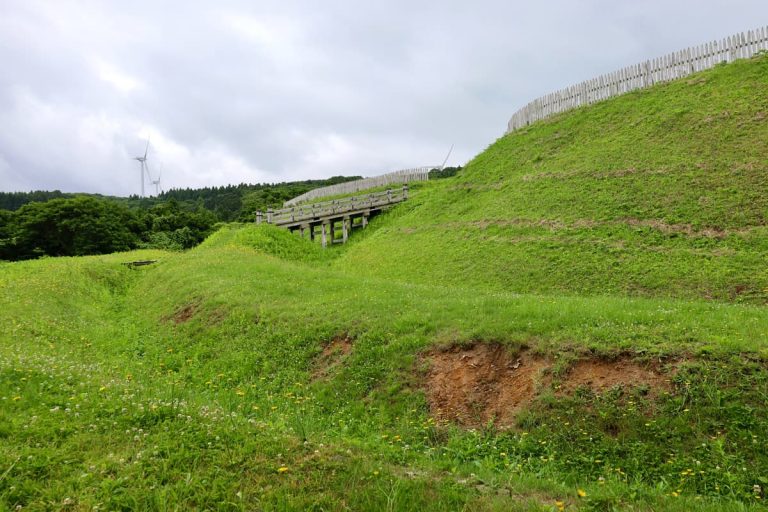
342, 216, 350, 243
300, 224, 309, 238
329, 220, 335, 243
403, 184, 408, 199
321, 222, 328, 248
266, 208, 273, 224
362, 211, 370, 228
256, 211, 262, 224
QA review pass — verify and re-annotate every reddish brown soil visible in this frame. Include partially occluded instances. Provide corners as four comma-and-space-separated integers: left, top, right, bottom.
423, 344, 673, 428
164, 302, 199, 324
560, 358, 671, 396
424, 343, 548, 429
313, 335, 353, 380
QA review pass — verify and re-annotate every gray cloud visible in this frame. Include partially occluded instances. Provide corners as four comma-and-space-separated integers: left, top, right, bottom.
1, 0, 766, 195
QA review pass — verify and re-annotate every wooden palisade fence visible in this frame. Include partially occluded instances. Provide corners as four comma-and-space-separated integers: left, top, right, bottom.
284, 166, 435, 206
507, 25, 768, 133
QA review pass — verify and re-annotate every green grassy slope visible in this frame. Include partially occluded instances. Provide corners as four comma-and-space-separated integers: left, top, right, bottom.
2, 230, 768, 510
336, 55, 768, 303
4, 57, 768, 511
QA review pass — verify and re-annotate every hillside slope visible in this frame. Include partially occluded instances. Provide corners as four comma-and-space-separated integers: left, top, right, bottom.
3, 236, 768, 510
337, 55, 768, 303
5, 54, 768, 512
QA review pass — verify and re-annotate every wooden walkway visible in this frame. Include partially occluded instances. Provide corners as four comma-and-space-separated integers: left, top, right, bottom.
257, 186, 408, 247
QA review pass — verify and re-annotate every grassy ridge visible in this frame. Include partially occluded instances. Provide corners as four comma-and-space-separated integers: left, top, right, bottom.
2, 230, 768, 509
337, 55, 768, 303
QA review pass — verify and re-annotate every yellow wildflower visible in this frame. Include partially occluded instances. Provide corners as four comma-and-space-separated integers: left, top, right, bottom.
277, 466, 288, 473
577, 489, 587, 498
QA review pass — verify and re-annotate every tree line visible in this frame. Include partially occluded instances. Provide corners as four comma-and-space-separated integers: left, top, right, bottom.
0, 170, 462, 261
0, 176, 361, 261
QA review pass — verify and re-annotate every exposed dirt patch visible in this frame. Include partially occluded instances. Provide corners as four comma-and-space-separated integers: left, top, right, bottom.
559, 358, 671, 396
423, 344, 676, 428
424, 343, 548, 429
312, 335, 353, 380
432, 217, 756, 239
164, 301, 200, 324
622, 217, 742, 239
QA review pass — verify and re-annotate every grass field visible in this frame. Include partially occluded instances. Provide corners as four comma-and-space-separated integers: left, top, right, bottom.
3, 55, 768, 511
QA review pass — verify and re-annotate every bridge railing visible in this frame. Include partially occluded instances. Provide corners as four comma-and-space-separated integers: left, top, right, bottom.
259, 186, 408, 226
507, 25, 768, 133
283, 167, 433, 206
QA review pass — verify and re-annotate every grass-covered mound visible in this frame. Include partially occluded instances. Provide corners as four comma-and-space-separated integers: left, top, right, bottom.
2, 238, 768, 510
337, 54, 768, 303
199, 223, 329, 263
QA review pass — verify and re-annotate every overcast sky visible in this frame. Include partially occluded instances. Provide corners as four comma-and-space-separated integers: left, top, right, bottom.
1, 1, 766, 196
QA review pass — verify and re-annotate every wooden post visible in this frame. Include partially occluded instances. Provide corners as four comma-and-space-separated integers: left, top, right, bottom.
309, 224, 315, 242
321, 222, 328, 248
342, 216, 349, 243
266, 208, 273, 224
362, 211, 369, 228
329, 220, 335, 242
403, 184, 409, 199
387, 189, 392, 203
256, 211, 262, 224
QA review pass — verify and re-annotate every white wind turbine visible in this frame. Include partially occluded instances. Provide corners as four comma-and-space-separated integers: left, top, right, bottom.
133, 138, 152, 197
151, 165, 162, 196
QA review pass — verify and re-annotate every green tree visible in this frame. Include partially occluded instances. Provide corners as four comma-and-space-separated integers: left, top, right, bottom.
0, 209, 13, 260
9, 196, 141, 260
138, 199, 217, 250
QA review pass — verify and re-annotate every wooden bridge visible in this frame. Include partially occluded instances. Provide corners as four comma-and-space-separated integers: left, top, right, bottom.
256, 186, 409, 247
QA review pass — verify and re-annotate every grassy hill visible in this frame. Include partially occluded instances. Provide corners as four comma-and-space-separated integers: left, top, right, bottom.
2, 56, 768, 510
337, 54, 768, 303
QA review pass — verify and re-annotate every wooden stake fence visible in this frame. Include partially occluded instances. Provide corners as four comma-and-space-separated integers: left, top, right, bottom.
507, 26, 768, 133
284, 166, 435, 206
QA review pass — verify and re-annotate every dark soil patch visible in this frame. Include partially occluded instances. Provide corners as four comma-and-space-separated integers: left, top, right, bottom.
313, 335, 353, 380
424, 343, 548, 429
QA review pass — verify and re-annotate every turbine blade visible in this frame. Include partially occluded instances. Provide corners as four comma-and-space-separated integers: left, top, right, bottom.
440, 144, 454, 170
144, 137, 150, 159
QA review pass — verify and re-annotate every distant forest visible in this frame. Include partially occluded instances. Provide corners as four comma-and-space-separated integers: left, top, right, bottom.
0, 168, 461, 261
0, 176, 361, 219
0, 176, 359, 261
